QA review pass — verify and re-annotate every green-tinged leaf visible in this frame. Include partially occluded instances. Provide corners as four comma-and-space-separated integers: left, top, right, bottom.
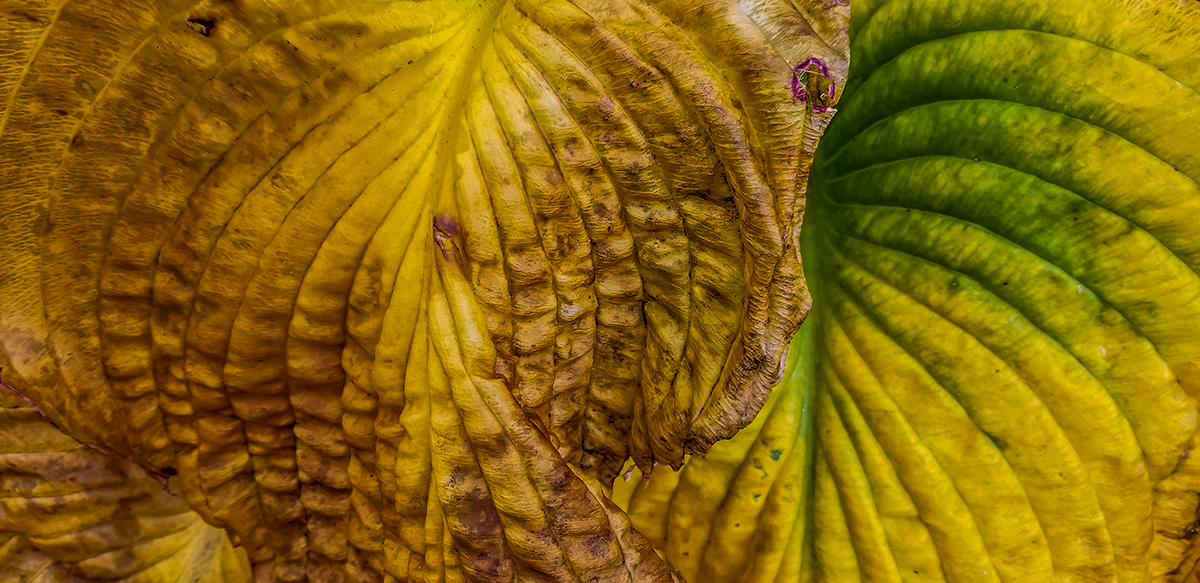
621, 0, 1200, 581
614, 327, 814, 583
0, 0, 845, 579
809, 0, 1200, 578
0, 393, 252, 583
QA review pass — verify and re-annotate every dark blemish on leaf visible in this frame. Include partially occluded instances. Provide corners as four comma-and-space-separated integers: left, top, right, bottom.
769, 448, 783, 461
446, 468, 466, 488
186, 17, 217, 37
433, 214, 457, 238
70, 133, 84, 149
408, 60, 413, 65
547, 467, 573, 490
472, 550, 506, 578
791, 57, 836, 112
0, 367, 51, 421
460, 490, 503, 535
753, 493, 761, 501
434, 215, 466, 267
1186, 517, 1200, 538
476, 430, 514, 457
584, 532, 611, 556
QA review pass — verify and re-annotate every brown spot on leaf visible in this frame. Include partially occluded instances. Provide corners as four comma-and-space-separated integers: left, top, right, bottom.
433, 213, 458, 238
458, 488, 502, 536
584, 532, 612, 557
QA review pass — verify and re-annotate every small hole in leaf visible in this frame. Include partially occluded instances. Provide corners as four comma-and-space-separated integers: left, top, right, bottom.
187, 18, 217, 37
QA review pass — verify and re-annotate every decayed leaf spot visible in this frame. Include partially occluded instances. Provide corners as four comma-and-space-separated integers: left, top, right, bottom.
791, 57, 837, 112
186, 17, 217, 37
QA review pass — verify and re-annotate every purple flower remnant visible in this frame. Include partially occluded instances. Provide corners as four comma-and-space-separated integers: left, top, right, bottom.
791, 58, 836, 112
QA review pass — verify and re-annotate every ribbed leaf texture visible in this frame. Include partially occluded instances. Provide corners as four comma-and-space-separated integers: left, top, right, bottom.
0, 0, 845, 580
0, 391, 251, 582
617, 0, 1200, 582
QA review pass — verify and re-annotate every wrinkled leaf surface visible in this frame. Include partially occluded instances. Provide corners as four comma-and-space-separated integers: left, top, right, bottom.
0, 391, 251, 583
0, 0, 845, 579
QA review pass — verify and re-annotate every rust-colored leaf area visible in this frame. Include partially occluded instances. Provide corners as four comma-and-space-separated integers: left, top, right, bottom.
0, 0, 845, 580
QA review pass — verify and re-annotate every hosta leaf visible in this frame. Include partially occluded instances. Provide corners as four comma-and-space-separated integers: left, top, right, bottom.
620, 0, 1200, 581
0, 391, 252, 583
0, 0, 845, 579
613, 328, 812, 583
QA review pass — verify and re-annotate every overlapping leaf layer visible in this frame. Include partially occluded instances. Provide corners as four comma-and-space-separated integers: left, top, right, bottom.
618, 0, 1200, 581
0, 0, 845, 580
0, 390, 251, 582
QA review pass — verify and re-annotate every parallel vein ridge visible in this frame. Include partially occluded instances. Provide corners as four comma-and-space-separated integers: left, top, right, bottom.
0, 0, 845, 580
618, 1, 1200, 582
